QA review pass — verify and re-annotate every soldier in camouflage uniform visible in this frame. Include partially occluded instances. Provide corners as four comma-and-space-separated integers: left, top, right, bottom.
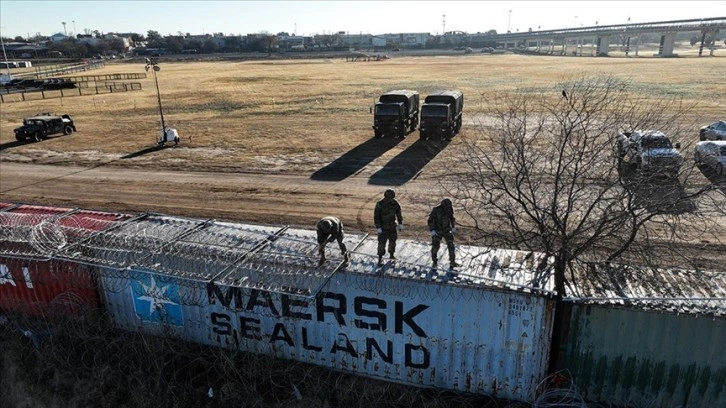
428, 198, 460, 268
374, 189, 403, 266
316, 216, 349, 267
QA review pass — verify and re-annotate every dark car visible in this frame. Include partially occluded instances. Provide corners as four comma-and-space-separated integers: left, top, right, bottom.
13, 113, 77, 142
699, 120, 726, 141
41, 78, 76, 90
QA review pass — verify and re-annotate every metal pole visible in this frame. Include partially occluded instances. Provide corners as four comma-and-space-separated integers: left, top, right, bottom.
153, 67, 166, 133
0, 32, 10, 77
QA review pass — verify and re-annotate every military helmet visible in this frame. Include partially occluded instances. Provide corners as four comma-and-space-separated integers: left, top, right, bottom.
384, 189, 395, 199
318, 219, 332, 234
441, 198, 453, 212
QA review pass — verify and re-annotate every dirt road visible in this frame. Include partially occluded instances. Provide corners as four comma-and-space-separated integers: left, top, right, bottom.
2, 160, 725, 270
0, 161, 440, 238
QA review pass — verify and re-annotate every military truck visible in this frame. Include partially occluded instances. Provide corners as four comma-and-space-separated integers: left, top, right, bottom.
419, 90, 464, 140
372, 90, 419, 138
13, 113, 77, 142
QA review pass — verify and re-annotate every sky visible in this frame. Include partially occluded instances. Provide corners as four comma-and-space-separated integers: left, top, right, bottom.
1, 1, 724, 39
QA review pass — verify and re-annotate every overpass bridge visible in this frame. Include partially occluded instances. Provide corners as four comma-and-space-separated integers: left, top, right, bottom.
490, 17, 726, 57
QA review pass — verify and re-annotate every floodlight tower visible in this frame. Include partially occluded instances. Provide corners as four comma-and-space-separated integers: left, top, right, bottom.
145, 58, 166, 144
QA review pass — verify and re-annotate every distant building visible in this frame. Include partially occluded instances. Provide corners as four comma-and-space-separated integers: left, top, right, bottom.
48, 33, 70, 42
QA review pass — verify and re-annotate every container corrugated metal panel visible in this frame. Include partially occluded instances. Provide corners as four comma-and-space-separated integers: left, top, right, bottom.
350, 237, 554, 293
206, 271, 555, 401
569, 263, 726, 317
560, 304, 726, 407
0, 256, 101, 317
98, 267, 210, 339
97, 225, 556, 402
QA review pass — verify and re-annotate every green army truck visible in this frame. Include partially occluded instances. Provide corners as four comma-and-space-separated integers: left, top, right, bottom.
372, 90, 420, 139
419, 90, 464, 141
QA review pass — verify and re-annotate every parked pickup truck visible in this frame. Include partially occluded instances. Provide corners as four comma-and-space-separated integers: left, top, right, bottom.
617, 130, 682, 178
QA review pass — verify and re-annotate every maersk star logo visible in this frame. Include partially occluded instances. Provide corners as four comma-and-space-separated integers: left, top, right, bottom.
131, 271, 183, 326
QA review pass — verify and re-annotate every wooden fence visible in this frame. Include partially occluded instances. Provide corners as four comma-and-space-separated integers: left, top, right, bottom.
34, 61, 107, 78
0, 82, 143, 103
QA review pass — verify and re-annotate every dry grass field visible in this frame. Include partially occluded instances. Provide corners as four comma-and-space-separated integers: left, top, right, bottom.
1, 52, 725, 232
1, 51, 725, 408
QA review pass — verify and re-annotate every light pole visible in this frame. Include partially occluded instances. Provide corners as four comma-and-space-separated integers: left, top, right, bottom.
145, 58, 167, 145
72, 20, 76, 36
507, 10, 512, 33
62, 21, 67, 35
1, 26, 11, 80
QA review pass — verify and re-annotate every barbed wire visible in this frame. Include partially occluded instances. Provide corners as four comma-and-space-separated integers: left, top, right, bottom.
4, 208, 723, 316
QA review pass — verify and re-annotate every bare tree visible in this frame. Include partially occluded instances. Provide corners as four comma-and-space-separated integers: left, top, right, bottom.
439, 74, 725, 298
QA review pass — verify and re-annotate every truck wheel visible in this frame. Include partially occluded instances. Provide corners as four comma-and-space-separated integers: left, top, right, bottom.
374, 130, 383, 138
399, 127, 406, 139
63, 125, 74, 135
32, 132, 42, 142
15, 134, 24, 142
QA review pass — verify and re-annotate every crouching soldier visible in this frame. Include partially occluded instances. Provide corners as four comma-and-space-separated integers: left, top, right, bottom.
428, 198, 460, 268
316, 216, 349, 267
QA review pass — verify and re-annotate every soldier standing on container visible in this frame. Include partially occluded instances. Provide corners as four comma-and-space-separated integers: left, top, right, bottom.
316, 216, 349, 267
374, 189, 404, 266
428, 198, 460, 268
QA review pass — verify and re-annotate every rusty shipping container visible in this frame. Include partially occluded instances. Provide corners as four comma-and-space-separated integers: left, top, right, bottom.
0, 257, 101, 317
0, 203, 131, 318
88, 215, 557, 402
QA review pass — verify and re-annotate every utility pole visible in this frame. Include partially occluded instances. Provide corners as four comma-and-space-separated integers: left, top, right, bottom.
1, 26, 11, 80
442, 14, 446, 35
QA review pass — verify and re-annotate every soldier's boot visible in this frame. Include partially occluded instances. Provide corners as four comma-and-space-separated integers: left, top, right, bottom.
377, 256, 384, 266
341, 252, 350, 267
450, 259, 461, 268
432, 258, 438, 268
318, 256, 326, 267
389, 252, 396, 260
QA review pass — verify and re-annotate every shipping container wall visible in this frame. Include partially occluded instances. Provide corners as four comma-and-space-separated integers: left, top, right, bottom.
559, 304, 726, 407
0, 257, 101, 317
98, 265, 555, 402
98, 267, 210, 339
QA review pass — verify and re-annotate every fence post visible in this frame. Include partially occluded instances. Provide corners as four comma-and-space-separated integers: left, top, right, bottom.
61, 89, 64, 97
78, 88, 82, 96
